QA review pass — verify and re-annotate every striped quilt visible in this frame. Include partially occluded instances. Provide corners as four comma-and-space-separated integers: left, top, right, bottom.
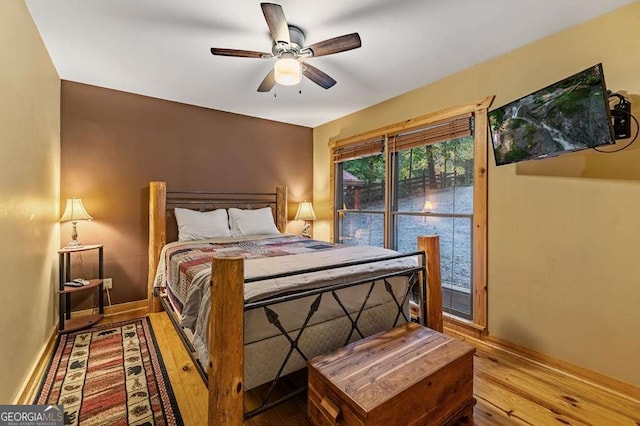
157, 235, 340, 313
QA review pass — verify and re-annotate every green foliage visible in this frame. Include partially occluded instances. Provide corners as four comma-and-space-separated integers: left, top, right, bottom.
343, 154, 385, 185
524, 123, 537, 143
551, 86, 592, 116
509, 118, 526, 130
343, 136, 475, 186
396, 136, 473, 179
503, 145, 529, 163
489, 109, 506, 129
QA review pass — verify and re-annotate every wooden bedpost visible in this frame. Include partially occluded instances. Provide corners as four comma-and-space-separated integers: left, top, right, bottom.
418, 235, 444, 332
276, 186, 287, 233
209, 256, 245, 425
148, 181, 166, 313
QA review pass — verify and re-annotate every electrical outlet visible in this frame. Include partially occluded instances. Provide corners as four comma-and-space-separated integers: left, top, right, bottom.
103, 278, 113, 290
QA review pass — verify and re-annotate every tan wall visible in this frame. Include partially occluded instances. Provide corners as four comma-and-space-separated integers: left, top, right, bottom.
0, 0, 60, 403
314, 3, 640, 386
61, 82, 313, 306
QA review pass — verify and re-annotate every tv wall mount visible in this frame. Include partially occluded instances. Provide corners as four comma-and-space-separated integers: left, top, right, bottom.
609, 91, 632, 139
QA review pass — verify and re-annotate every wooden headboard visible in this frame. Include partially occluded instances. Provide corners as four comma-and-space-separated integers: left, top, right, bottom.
147, 181, 287, 312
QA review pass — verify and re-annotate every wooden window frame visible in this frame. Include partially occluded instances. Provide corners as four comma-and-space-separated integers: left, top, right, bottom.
329, 97, 493, 330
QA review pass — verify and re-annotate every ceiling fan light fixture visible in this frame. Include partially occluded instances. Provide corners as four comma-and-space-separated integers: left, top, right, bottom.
211, 4, 361, 92
274, 57, 302, 86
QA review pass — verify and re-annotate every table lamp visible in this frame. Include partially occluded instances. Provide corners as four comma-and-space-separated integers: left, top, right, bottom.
295, 201, 316, 238
60, 198, 93, 248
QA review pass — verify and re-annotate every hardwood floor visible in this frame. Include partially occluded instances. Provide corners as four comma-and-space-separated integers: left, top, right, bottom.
138, 313, 640, 425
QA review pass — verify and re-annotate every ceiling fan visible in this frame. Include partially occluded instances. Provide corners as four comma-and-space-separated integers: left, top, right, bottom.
210, 3, 361, 92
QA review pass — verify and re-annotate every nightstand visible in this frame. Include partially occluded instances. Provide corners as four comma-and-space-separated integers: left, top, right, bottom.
57, 244, 105, 333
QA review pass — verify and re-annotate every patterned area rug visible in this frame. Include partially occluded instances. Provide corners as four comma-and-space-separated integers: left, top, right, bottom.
35, 317, 183, 425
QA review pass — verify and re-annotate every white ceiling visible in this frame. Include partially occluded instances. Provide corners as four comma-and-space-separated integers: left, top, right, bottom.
25, 0, 636, 127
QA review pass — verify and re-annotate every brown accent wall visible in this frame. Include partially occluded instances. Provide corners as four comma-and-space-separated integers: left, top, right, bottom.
61, 81, 313, 306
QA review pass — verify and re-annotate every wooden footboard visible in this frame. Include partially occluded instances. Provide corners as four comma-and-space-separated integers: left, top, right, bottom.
209, 256, 245, 425
419, 235, 444, 333
209, 237, 443, 425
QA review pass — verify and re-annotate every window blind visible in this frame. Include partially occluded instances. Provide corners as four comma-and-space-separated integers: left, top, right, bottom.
332, 136, 385, 163
388, 113, 473, 153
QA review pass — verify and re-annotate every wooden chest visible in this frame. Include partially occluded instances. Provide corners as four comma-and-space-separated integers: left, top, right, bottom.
307, 323, 475, 425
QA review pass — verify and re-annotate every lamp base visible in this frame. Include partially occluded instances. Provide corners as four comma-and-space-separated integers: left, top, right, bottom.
65, 221, 84, 248
64, 240, 84, 249
301, 222, 312, 238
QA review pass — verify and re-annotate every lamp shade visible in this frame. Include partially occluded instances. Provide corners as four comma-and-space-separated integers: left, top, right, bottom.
423, 200, 433, 212
60, 198, 93, 222
294, 201, 316, 221
274, 58, 302, 86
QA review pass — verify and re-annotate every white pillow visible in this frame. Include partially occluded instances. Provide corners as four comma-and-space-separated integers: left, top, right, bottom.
174, 208, 231, 241
228, 207, 280, 237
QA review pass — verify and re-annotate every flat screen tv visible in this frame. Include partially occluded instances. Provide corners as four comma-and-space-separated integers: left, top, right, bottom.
489, 64, 615, 166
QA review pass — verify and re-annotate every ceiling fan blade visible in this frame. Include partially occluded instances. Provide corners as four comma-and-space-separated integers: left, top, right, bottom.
305, 33, 361, 57
261, 3, 290, 44
211, 48, 272, 59
257, 69, 276, 92
302, 62, 337, 89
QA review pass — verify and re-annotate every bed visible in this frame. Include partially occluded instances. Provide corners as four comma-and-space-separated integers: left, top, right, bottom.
146, 181, 444, 424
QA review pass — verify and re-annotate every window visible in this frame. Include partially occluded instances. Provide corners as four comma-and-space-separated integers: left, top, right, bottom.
337, 154, 385, 247
334, 136, 386, 247
392, 136, 475, 319
330, 99, 490, 329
